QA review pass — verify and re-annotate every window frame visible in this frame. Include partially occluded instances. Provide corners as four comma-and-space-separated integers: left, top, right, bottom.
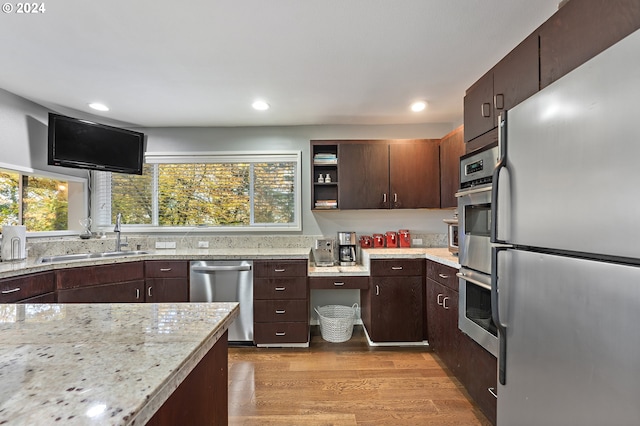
0, 161, 89, 237
92, 151, 302, 233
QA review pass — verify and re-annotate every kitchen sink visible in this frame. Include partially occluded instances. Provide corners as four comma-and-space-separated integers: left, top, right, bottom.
36, 250, 152, 264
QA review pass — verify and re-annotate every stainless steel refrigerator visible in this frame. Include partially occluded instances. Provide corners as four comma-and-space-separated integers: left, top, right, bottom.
491, 29, 640, 425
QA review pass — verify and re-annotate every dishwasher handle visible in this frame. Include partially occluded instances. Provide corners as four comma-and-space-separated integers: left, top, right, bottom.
191, 265, 252, 273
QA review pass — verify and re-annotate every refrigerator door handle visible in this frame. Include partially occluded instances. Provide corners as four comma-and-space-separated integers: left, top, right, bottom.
492, 244, 509, 385
491, 111, 508, 244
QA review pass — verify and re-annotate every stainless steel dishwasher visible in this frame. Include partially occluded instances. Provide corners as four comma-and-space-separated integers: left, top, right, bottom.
189, 260, 253, 344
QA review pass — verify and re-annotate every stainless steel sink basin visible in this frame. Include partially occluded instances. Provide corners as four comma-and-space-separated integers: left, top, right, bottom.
36, 250, 151, 264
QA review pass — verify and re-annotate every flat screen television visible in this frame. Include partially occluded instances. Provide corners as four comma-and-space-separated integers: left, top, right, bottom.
48, 113, 145, 175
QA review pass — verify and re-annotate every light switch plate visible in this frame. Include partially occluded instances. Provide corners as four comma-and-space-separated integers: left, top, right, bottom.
412, 238, 423, 246
198, 241, 209, 248
165, 241, 177, 249
155, 242, 166, 249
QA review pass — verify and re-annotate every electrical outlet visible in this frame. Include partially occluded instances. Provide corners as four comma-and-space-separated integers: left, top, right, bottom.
165, 241, 177, 249
198, 241, 209, 248
412, 238, 423, 246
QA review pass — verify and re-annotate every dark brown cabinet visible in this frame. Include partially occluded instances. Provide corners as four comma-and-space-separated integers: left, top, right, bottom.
426, 261, 497, 425
439, 126, 465, 208
464, 33, 539, 150
426, 261, 463, 375
56, 262, 145, 303
0, 271, 55, 303
253, 260, 309, 345
144, 260, 189, 302
312, 139, 441, 210
459, 337, 498, 425
311, 142, 339, 210
362, 259, 425, 342
539, 0, 640, 89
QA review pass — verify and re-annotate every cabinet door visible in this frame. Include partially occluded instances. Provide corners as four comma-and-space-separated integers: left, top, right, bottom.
370, 276, 423, 342
389, 141, 440, 208
338, 142, 390, 209
439, 127, 464, 208
426, 279, 444, 352
145, 278, 189, 302
493, 33, 540, 116
539, 0, 640, 89
57, 280, 145, 303
464, 71, 494, 143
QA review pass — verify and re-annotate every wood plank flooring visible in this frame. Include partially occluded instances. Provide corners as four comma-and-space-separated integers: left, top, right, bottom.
228, 326, 492, 425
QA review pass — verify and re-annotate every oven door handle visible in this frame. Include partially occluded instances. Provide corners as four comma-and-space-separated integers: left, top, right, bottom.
455, 272, 491, 291
491, 111, 508, 244
492, 244, 509, 386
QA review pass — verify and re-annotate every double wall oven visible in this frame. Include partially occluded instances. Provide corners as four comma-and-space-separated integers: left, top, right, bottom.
456, 144, 499, 357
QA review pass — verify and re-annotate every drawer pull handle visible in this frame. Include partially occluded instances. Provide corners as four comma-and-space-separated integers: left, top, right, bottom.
391, 266, 403, 270
160, 268, 172, 272
443, 297, 450, 309
275, 287, 286, 291
274, 268, 286, 272
437, 293, 444, 306
275, 332, 286, 336
136, 289, 141, 299
375, 285, 380, 296
334, 282, 345, 286
1, 287, 20, 294
148, 287, 153, 297
488, 387, 498, 398
275, 310, 286, 314
438, 273, 449, 279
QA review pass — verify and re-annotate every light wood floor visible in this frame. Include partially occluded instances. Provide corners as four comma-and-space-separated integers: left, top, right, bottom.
228, 326, 492, 426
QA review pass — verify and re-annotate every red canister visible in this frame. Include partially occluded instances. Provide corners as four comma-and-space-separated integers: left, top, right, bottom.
359, 235, 372, 248
399, 229, 411, 247
385, 231, 398, 248
373, 233, 385, 248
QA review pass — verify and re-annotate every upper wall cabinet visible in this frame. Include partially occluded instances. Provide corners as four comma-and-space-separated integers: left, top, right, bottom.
464, 0, 640, 153
539, 0, 640, 89
311, 139, 440, 210
464, 33, 539, 146
439, 126, 464, 208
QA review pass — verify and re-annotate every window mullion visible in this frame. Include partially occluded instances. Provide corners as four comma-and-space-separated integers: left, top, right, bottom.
152, 165, 159, 226
249, 163, 255, 225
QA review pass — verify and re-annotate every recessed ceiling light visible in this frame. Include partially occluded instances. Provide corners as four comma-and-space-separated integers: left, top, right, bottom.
411, 101, 427, 112
89, 102, 109, 112
252, 100, 270, 111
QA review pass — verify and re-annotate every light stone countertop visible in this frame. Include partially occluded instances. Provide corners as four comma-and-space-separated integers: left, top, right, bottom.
0, 302, 239, 425
1, 247, 459, 279
308, 247, 460, 276
0, 248, 311, 279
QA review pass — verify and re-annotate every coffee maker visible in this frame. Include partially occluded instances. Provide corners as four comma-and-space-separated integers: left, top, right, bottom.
337, 231, 357, 266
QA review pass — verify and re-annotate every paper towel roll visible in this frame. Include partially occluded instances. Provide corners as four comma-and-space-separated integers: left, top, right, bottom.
2, 225, 26, 260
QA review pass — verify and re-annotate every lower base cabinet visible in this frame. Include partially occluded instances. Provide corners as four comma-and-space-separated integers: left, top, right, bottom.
362, 259, 425, 342
253, 260, 309, 345
147, 330, 228, 425
426, 260, 497, 425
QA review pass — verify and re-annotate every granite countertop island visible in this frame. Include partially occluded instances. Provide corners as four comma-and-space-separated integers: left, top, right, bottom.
0, 302, 239, 425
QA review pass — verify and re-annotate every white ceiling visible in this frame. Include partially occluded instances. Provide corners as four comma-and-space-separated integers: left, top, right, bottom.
0, 0, 560, 128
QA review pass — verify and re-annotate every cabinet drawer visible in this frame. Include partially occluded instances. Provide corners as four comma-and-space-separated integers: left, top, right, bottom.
145, 260, 188, 278
0, 272, 55, 303
254, 277, 307, 300
56, 262, 144, 290
370, 259, 424, 276
254, 300, 308, 322
254, 322, 309, 345
253, 260, 306, 278
57, 280, 144, 303
426, 261, 458, 291
309, 276, 368, 289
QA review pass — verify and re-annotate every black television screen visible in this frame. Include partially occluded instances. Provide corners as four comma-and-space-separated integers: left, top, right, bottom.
48, 113, 145, 175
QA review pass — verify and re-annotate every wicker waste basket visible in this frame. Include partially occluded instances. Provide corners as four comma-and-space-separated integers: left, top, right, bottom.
314, 303, 358, 343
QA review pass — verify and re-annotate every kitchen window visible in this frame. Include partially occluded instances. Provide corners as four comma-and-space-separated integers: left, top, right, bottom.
0, 166, 87, 234
92, 152, 301, 232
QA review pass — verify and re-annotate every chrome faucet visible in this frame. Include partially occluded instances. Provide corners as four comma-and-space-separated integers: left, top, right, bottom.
114, 212, 128, 252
